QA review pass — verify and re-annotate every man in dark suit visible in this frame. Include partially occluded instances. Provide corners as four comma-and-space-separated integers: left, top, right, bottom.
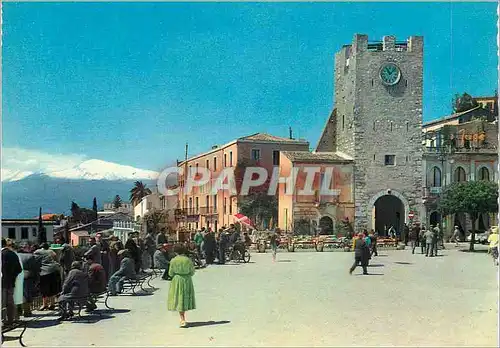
108, 250, 136, 295
349, 234, 369, 275
2, 239, 22, 325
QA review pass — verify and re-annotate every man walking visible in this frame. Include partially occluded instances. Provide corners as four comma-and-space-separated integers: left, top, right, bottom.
403, 223, 410, 246
369, 230, 378, 257
424, 227, 434, 257
452, 226, 461, 247
349, 233, 369, 275
432, 225, 440, 256
409, 224, 418, 254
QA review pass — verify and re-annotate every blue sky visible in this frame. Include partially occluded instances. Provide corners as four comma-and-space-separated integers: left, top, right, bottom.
2, 2, 497, 172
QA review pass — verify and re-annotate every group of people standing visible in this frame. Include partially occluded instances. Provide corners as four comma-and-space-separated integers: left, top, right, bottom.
192, 224, 250, 265
407, 224, 444, 257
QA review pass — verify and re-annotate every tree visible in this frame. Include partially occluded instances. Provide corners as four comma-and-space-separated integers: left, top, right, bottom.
238, 192, 278, 230
452, 92, 478, 113
438, 181, 498, 251
71, 201, 81, 223
113, 195, 123, 209
37, 207, 46, 245
144, 209, 166, 234
92, 197, 98, 221
130, 181, 152, 206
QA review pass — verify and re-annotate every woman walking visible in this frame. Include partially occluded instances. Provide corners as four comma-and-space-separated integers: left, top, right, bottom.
168, 244, 196, 328
34, 243, 62, 311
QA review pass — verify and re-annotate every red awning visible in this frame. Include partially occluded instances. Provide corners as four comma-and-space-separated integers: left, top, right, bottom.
233, 213, 254, 227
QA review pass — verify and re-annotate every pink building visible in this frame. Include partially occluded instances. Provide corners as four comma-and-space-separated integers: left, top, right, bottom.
176, 133, 309, 234
278, 151, 355, 235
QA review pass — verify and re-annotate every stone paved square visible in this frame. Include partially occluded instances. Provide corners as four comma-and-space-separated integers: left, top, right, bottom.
4, 245, 498, 347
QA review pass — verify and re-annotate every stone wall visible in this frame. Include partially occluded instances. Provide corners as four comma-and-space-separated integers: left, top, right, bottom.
334, 34, 424, 231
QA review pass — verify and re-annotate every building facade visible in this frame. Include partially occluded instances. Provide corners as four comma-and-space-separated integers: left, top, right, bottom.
422, 114, 498, 236
277, 151, 355, 235
176, 133, 309, 233
2, 219, 56, 244
317, 34, 424, 234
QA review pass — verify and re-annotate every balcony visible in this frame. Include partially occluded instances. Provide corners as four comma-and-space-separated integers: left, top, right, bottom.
422, 186, 442, 199
175, 208, 200, 217
199, 207, 218, 215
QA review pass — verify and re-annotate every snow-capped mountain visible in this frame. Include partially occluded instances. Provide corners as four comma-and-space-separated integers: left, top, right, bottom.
1, 158, 161, 218
47, 159, 159, 181
2, 159, 159, 182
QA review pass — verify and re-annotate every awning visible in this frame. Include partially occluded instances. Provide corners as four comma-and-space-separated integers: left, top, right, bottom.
233, 213, 254, 227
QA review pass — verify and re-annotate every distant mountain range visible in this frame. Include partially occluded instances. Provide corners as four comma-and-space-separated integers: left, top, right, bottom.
2, 159, 159, 219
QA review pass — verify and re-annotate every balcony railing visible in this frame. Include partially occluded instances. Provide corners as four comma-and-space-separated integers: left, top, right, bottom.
199, 207, 218, 215
175, 208, 200, 216
423, 186, 442, 198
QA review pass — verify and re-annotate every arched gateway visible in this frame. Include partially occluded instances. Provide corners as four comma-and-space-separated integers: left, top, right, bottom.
368, 190, 410, 236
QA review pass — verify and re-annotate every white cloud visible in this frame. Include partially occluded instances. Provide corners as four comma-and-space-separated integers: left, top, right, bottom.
2, 147, 87, 182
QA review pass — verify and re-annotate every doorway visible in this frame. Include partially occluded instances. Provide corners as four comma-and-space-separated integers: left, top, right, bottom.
374, 195, 404, 236
318, 216, 334, 235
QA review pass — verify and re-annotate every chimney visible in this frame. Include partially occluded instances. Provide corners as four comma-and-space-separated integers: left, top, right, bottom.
289, 126, 293, 139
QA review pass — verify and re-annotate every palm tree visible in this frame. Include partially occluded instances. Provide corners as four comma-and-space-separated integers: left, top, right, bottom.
130, 181, 152, 206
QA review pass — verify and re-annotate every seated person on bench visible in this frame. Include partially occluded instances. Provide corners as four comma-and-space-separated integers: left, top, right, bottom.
85, 255, 107, 311
153, 244, 171, 280
58, 261, 89, 321
108, 250, 136, 296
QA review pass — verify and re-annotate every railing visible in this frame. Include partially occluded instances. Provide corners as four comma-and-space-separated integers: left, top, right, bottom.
199, 207, 218, 215
177, 208, 200, 216
113, 221, 141, 231
423, 186, 442, 198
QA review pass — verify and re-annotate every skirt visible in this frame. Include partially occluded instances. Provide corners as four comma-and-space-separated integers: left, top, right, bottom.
39, 272, 61, 297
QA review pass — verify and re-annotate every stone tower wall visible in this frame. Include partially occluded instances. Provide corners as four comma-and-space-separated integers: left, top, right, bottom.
334, 34, 424, 232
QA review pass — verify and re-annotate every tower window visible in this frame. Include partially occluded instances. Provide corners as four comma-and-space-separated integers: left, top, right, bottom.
342, 115, 345, 130
390, 121, 393, 132
371, 79, 374, 86
405, 79, 408, 87
406, 155, 408, 163
406, 122, 409, 132
384, 155, 395, 166
373, 154, 375, 161
373, 121, 375, 131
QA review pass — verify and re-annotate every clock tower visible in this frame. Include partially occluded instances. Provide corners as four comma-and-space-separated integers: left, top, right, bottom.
318, 34, 424, 233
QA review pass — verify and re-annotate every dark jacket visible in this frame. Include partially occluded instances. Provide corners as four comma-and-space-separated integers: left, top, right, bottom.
153, 250, 170, 269
353, 238, 369, 260
113, 257, 136, 279
203, 233, 216, 251
156, 233, 167, 245
84, 244, 102, 265
60, 246, 76, 271
18, 252, 41, 280
144, 234, 156, 254
33, 248, 60, 276
1, 248, 22, 289
61, 268, 89, 298
88, 263, 107, 294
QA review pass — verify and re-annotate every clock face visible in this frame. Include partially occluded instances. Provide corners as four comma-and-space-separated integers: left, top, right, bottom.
379, 63, 401, 86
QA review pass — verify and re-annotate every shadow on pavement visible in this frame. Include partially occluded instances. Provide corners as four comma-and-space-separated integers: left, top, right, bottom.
187, 320, 230, 328
375, 255, 388, 257
355, 273, 384, 276
277, 260, 294, 263
70, 314, 116, 324
459, 249, 488, 254
394, 262, 412, 265
367, 264, 384, 267
28, 318, 61, 329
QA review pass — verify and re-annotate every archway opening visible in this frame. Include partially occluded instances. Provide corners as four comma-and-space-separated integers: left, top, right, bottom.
318, 216, 334, 235
374, 195, 404, 236
429, 211, 441, 226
